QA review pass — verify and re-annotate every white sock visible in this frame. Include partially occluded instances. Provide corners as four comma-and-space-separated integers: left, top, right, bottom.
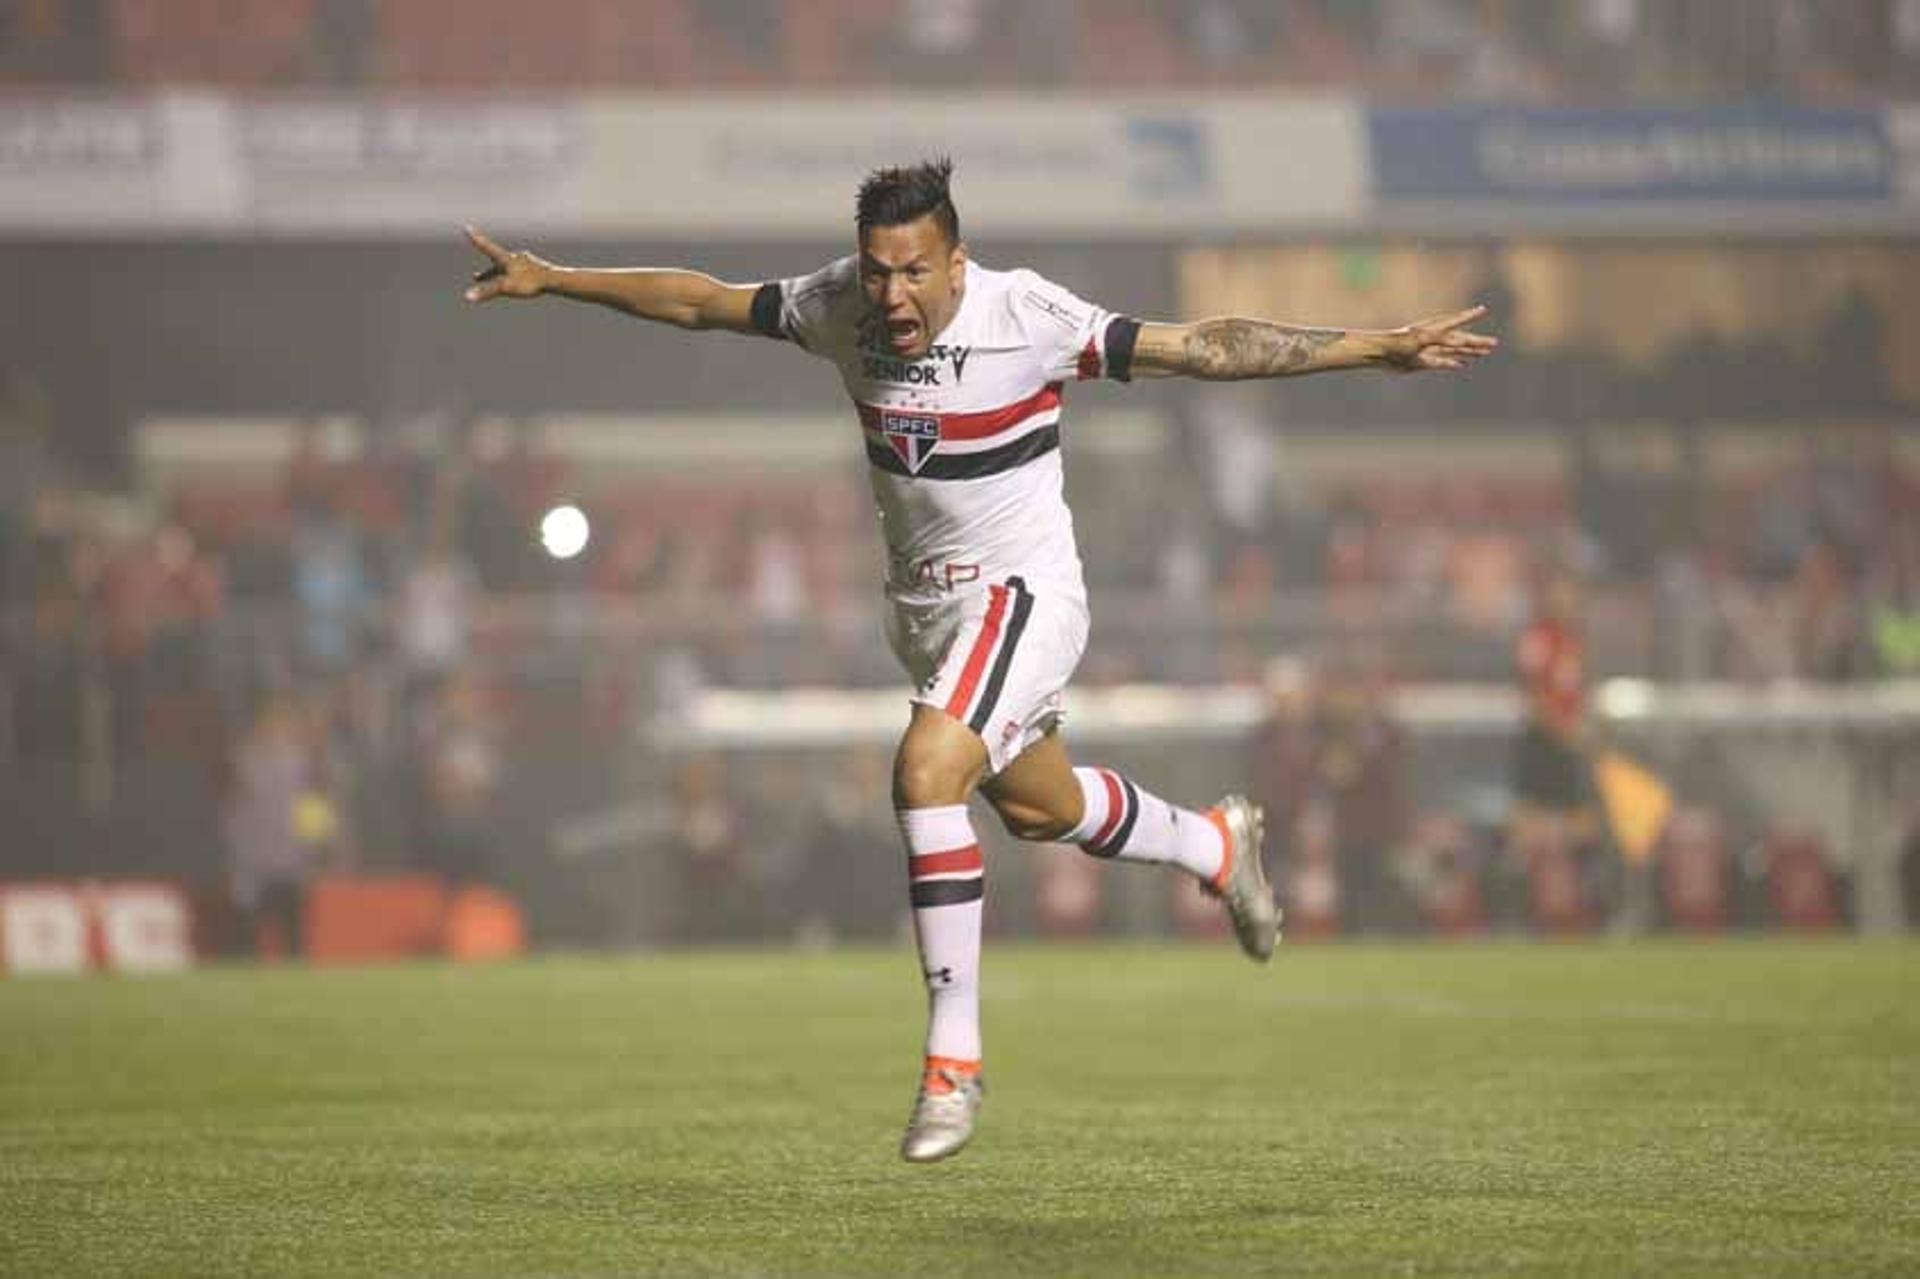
1067, 767, 1226, 885
898, 804, 984, 1074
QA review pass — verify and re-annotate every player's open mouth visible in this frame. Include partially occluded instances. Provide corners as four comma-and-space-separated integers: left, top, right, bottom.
886, 320, 921, 352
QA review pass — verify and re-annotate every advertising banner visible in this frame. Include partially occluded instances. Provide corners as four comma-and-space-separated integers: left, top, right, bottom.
0, 92, 1367, 237
1369, 105, 1895, 204
571, 94, 1365, 239
0, 882, 194, 975
2, 95, 1909, 237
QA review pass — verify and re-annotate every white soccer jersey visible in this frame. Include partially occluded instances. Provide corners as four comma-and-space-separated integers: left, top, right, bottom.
752, 257, 1140, 607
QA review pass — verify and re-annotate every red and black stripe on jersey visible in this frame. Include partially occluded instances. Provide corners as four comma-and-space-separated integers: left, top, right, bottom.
864, 424, 1060, 479
858, 382, 1066, 480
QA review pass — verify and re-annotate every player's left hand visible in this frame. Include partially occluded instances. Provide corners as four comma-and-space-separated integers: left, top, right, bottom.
1380, 305, 1499, 372
463, 225, 552, 302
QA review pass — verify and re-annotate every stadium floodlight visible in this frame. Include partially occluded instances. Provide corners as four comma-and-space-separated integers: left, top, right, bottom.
539, 504, 590, 560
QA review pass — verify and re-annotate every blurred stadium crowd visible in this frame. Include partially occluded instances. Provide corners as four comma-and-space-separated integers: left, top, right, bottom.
3, 295, 1915, 947
3, 0, 1919, 98
2, 1, 1918, 956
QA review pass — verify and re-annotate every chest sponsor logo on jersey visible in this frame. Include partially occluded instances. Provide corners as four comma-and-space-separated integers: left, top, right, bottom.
856, 334, 973, 386
878, 411, 941, 474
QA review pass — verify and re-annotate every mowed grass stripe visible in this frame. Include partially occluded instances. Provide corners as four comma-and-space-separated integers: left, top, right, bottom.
1, 941, 1914, 1278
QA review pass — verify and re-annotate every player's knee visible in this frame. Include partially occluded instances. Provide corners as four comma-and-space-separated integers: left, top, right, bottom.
893, 748, 973, 810
994, 798, 1075, 843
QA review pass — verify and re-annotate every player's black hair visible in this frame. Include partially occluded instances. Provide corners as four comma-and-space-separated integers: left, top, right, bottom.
856, 158, 960, 247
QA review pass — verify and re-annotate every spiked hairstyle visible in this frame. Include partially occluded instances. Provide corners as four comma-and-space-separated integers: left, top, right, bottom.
856, 157, 960, 247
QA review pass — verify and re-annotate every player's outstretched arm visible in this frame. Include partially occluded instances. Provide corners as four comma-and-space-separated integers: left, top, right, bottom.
1130, 306, 1497, 380
461, 225, 762, 334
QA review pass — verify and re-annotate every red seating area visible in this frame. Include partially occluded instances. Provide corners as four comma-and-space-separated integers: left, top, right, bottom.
1343, 475, 1569, 528
374, 0, 704, 89
7, 0, 1908, 96
108, 0, 316, 87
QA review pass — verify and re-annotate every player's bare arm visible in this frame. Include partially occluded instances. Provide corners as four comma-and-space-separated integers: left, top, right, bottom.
1130, 305, 1498, 380
461, 225, 761, 334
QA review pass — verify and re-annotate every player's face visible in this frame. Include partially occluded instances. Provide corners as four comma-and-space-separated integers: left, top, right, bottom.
857, 215, 967, 359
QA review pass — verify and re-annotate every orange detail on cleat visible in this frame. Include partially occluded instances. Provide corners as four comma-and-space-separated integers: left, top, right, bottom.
1206, 806, 1234, 892
922, 1055, 982, 1093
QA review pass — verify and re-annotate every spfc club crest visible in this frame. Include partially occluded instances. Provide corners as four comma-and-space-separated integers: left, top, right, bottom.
879, 411, 940, 474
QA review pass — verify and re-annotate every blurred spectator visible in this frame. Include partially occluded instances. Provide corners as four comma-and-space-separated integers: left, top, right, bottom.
1865, 527, 1920, 677
745, 514, 806, 628
394, 506, 477, 687
1252, 656, 1414, 938
792, 745, 900, 945
225, 690, 336, 957
1176, 0, 1282, 79
1788, 540, 1867, 681
98, 522, 223, 755
307, 0, 371, 82
896, 0, 983, 83
1899, 0, 1920, 84
1510, 569, 1610, 928
1282, 800, 1343, 939
1763, 828, 1843, 931
1157, 506, 1218, 682
1659, 806, 1730, 933
1444, 515, 1527, 637
669, 753, 756, 942
412, 667, 504, 887
5, 567, 101, 872
457, 418, 543, 591
1187, 383, 1276, 589
0, 366, 57, 605
1310, 664, 1413, 936
1246, 656, 1318, 869
291, 500, 374, 678
1401, 813, 1488, 936
0, 0, 105, 81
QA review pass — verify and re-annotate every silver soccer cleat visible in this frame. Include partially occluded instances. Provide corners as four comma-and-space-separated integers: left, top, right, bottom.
900, 1068, 985, 1163
1208, 794, 1281, 962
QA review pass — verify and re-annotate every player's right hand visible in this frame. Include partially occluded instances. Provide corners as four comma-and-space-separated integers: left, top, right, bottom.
463, 225, 550, 302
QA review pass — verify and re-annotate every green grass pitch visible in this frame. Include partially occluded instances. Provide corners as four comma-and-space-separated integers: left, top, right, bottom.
2, 940, 1915, 1277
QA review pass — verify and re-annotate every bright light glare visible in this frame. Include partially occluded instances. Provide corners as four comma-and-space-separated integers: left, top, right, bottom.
1597, 678, 1655, 720
540, 504, 590, 560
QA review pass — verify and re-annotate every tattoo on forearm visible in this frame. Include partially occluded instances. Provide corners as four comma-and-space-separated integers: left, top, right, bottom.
1180, 320, 1345, 379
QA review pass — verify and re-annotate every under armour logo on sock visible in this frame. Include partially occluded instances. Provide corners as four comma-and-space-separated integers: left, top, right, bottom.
926, 966, 954, 985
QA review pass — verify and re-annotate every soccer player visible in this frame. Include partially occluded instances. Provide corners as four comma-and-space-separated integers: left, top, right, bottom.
463, 159, 1496, 1162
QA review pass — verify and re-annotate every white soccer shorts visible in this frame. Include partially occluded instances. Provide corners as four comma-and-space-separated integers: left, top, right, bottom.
886, 575, 1090, 775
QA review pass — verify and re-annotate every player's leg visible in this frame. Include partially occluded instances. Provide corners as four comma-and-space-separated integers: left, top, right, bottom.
893, 703, 990, 1071
891, 701, 993, 1163
890, 574, 1095, 1160
982, 732, 1280, 961
986, 732, 1224, 880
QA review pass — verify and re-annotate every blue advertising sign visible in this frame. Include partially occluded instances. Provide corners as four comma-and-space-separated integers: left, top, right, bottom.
1370, 106, 1893, 203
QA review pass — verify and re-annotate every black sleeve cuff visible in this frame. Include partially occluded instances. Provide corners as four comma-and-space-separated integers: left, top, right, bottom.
749, 281, 786, 339
1104, 315, 1141, 382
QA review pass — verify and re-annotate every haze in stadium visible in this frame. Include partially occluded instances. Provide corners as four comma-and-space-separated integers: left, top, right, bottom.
0, 4, 1915, 1277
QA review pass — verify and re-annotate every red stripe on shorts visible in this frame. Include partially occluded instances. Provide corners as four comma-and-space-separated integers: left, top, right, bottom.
943, 584, 1009, 721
